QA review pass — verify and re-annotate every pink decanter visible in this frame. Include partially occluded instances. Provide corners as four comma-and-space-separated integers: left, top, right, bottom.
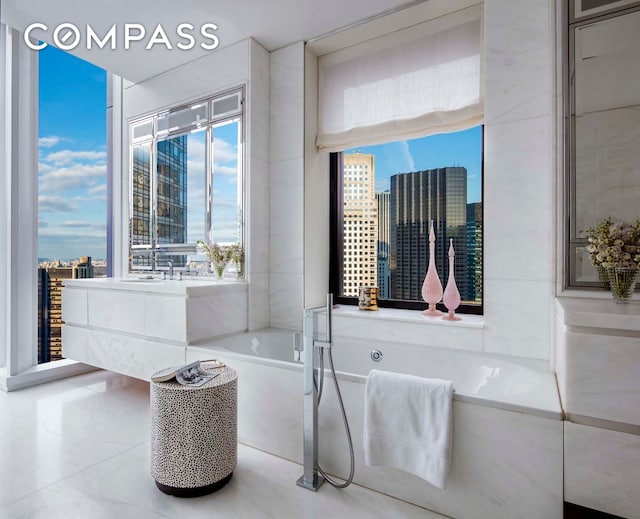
421, 221, 443, 316
442, 238, 462, 321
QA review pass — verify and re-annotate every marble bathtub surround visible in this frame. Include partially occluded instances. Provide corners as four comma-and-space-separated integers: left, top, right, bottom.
189, 329, 563, 519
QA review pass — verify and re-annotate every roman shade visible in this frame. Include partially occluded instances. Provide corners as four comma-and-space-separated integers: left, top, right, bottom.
317, 5, 484, 151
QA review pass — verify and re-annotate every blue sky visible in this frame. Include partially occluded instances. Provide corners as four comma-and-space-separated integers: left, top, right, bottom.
38, 46, 107, 261
346, 126, 483, 203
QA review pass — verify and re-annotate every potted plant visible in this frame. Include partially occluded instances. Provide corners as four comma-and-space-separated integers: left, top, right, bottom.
228, 243, 244, 279
584, 219, 640, 302
197, 241, 231, 279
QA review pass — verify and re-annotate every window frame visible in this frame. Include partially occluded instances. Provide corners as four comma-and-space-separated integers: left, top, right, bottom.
329, 130, 484, 315
563, 1, 640, 289
128, 87, 245, 272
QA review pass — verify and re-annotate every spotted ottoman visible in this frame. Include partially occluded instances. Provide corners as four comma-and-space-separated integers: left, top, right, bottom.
150, 366, 237, 497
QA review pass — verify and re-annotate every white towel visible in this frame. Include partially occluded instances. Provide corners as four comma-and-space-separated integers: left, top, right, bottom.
363, 369, 454, 489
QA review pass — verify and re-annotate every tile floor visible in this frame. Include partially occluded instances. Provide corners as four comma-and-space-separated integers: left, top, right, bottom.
0, 370, 445, 518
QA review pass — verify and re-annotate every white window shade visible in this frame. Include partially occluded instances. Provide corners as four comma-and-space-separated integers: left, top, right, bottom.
317, 5, 484, 151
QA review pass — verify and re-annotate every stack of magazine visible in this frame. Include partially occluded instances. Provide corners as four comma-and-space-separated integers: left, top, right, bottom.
151, 360, 224, 387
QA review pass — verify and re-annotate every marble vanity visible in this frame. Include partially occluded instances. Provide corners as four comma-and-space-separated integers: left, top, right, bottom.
62, 277, 247, 380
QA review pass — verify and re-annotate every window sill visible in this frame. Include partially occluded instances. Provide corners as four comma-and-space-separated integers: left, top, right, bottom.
557, 294, 640, 333
557, 288, 639, 300
0, 359, 97, 392
332, 304, 485, 329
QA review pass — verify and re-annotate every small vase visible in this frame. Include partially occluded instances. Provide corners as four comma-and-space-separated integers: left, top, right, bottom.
606, 267, 638, 303
442, 239, 461, 321
421, 221, 443, 316
211, 262, 226, 280
596, 265, 609, 287
235, 261, 244, 280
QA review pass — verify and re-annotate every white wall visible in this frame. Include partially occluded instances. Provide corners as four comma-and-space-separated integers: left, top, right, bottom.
482, 0, 555, 359
269, 43, 305, 330
0, 25, 39, 376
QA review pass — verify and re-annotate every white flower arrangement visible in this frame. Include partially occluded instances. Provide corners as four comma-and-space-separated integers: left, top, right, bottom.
196, 241, 244, 278
584, 219, 640, 270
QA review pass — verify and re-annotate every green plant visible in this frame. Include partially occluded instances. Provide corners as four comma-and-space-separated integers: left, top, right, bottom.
227, 243, 244, 278
197, 241, 234, 278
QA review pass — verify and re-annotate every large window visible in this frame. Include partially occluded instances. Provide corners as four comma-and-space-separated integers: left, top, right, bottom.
129, 88, 244, 271
330, 127, 483, 314
37, 46, 107, 364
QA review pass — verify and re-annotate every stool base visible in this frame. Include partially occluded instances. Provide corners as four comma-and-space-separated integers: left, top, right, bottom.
155, 472, 233, 497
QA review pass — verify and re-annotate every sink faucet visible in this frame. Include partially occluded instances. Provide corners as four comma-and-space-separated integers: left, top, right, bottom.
168, 261, 173, 280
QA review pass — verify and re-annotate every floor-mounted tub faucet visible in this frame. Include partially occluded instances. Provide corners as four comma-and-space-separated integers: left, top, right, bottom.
297, 294, 354, 492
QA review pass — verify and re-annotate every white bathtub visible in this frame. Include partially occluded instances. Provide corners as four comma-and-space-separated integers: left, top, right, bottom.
189, 328, 563, 519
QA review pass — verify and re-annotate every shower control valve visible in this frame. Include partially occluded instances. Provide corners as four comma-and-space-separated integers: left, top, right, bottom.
370, 349, 383, 362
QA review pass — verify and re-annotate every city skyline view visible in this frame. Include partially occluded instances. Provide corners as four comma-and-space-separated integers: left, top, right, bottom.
340, 127, 483, 305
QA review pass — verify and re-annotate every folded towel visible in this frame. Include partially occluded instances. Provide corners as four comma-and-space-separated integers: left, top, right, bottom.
363, 369, 454, 489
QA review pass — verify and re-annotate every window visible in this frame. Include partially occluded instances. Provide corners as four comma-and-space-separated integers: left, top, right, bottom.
330, 127, 483, 314
129, 88, 244, 271
37, 46, 107, 364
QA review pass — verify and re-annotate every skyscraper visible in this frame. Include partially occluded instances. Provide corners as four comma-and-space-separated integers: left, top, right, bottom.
38, 257, 96, 364
466, 202, 483, 303
342, 153, 377, 297
390, 167, 468, 301
156, 136, 188, 267
131, 143, 152, 268
131, 136, 188, 269
376, 191, 391, 298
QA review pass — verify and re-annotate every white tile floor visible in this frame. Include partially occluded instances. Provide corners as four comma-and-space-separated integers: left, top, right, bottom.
0, 370, 445, 519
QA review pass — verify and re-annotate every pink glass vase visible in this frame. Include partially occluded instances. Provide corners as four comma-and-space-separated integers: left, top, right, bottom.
442, 239, 461, 321
421, 221, 443, 316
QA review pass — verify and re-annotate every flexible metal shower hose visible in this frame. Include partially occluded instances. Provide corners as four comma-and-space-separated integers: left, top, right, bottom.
315, 346, 355, 488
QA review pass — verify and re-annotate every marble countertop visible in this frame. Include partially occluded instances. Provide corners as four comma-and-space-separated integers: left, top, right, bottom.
63, 276, 247, 296
557, 295, 640, 333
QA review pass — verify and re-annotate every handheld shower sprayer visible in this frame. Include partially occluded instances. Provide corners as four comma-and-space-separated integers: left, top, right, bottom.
297, 294, 355, 491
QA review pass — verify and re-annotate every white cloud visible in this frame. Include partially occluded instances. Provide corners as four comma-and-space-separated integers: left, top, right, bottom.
88, 184, 107, 195
213, 137, 237, 163
38, 136, 62, 148
213, 164, 238, 176
399, 140, 416, 172
38, 162, 57, 175
39, 163, 106, 194
60, 221, 106, 230
38, 196, 78, 213
44, 149, 106, 166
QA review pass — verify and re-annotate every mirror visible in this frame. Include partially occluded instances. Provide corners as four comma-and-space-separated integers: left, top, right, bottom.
568, 6, 640, 285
